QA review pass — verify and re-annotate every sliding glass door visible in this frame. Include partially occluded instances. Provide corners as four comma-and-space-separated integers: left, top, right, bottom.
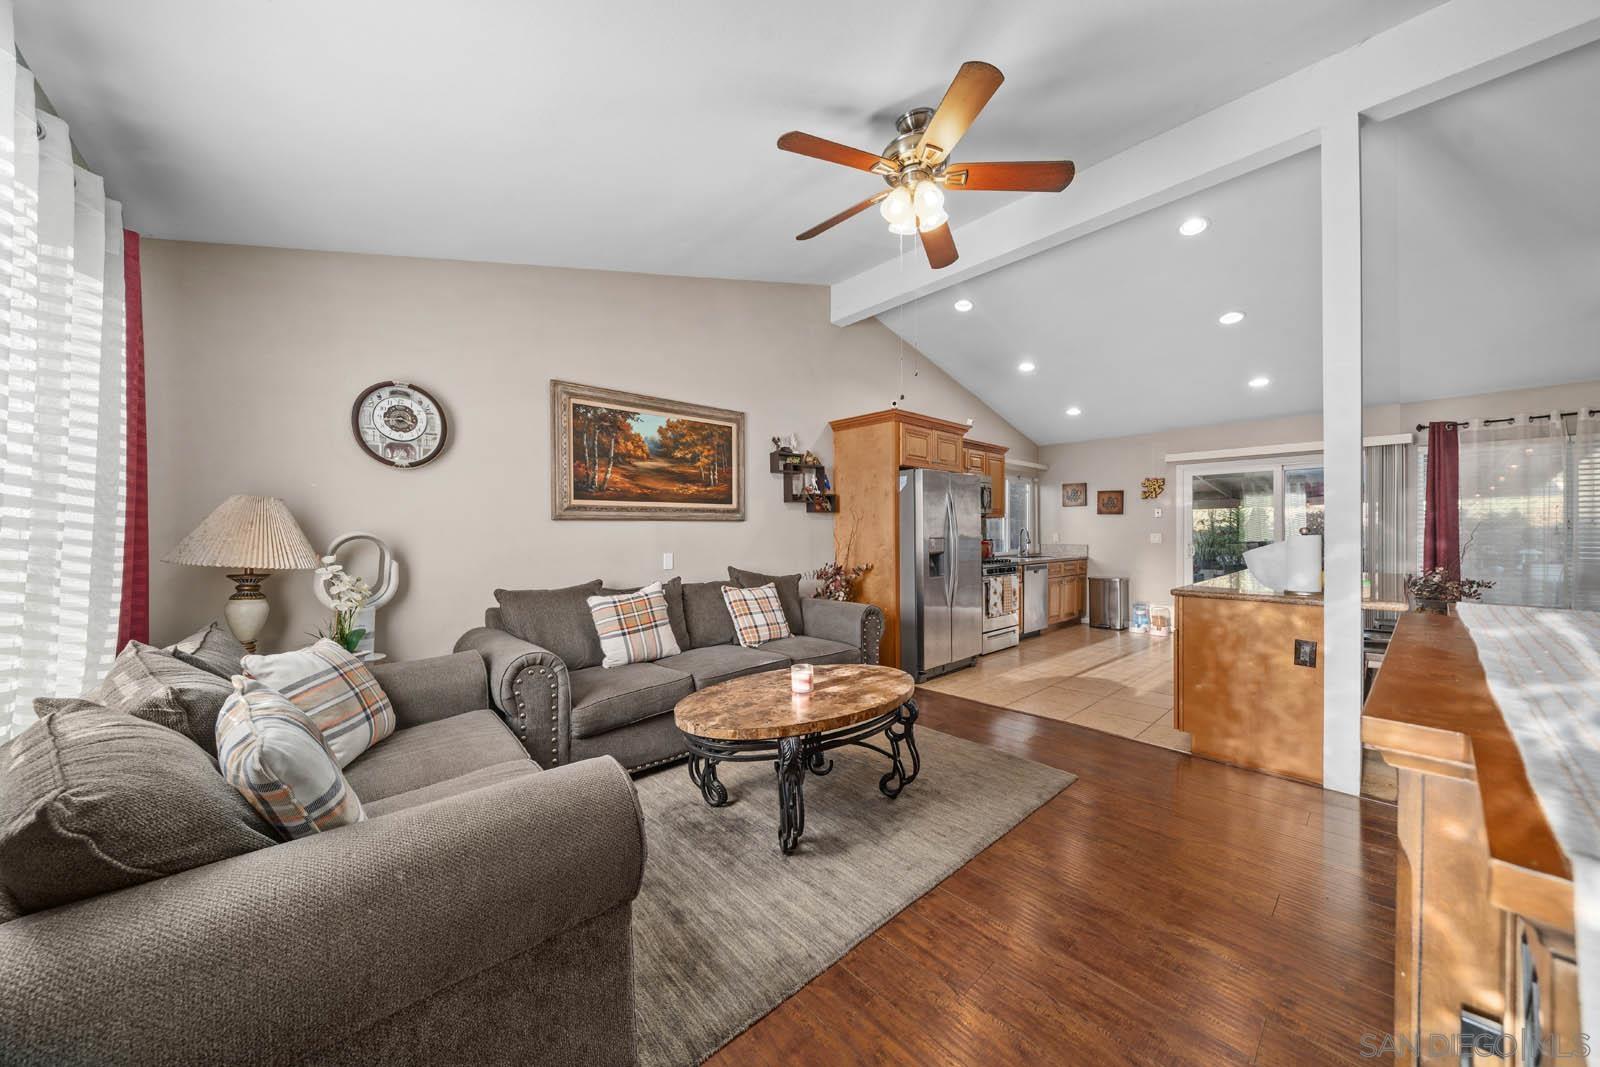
1178, 457, 1325, 583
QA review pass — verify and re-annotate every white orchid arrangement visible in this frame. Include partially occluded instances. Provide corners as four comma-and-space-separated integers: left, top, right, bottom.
314, 555, 374, 653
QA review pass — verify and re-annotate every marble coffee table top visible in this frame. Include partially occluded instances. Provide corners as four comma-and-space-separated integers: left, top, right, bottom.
674, 663, 914, 741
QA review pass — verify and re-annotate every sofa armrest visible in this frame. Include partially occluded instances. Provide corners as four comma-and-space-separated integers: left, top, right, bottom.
369, 650, 492, 728
455, 626, 573, 767
0, 758, 644, 1067
800, 597, 885, 663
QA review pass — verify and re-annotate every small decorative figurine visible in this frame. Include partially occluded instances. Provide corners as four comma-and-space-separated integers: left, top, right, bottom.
312, 532, 399, 659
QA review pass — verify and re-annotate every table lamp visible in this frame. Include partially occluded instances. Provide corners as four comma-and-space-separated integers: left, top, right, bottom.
163, 495, 320, 653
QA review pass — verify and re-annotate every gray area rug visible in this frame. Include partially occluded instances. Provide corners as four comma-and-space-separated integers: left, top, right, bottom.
630, 726, 1074, 1066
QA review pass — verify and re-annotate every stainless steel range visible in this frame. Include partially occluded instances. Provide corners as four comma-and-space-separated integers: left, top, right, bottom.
980, 557, 1020, 654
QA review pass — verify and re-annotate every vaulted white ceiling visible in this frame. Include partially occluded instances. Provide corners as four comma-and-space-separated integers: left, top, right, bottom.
879, 149, 1324, 446
18, 0, 1440, 284
879, 39, 1600, 445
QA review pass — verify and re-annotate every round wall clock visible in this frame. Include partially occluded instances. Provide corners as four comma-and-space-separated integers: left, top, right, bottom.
351, 381, 448, 468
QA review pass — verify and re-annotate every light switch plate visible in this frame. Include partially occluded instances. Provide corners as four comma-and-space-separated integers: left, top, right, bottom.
1149, 532, 1162, 544
1153, 507, 1163, 518
662, 552, 674, 570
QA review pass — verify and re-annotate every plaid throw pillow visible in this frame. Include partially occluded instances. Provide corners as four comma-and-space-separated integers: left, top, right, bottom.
216, 678, 365, 840
722, 583, 793, 649
242, 639, 394, 768
587, 581, 682, 668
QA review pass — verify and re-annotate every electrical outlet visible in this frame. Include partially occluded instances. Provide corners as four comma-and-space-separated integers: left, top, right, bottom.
1149, 532, 1162, 544
662, 552, 674, 570
1294, 639, 1317, 668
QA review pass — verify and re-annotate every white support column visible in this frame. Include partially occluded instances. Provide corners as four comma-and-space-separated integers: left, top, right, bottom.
1320, 112, 1363, 796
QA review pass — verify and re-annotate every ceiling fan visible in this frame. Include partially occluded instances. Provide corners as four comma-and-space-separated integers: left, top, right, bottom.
777, 61, 1075, 270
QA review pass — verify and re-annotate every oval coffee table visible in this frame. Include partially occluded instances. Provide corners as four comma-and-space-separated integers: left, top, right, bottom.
674, 663, 920, 854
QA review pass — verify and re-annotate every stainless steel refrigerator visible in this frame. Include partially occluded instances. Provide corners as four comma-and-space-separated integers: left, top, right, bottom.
898, 468, 983, 681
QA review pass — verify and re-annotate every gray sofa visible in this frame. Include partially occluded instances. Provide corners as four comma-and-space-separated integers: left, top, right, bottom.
456, 572, 885, 773
0, 650, 644, 1067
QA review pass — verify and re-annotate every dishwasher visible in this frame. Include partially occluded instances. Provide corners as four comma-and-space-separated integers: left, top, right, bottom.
1021, 561, 1049, 637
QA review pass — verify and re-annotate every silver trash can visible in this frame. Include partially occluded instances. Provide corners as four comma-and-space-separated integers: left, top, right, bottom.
1088, 576, 1131, 630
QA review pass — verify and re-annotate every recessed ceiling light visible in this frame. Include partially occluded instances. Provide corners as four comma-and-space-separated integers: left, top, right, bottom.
1065, 406, 1082, 417
1247, 376, 1270, 389
1178, 216, 1209, 237
953, 298, 973, 313
1017, 361, 1036, 374
1218, 310, 1246, 326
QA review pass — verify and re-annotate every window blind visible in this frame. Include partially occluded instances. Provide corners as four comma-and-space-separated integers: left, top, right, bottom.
1413, 415, 1597, 611
1574, 414, 1600, 610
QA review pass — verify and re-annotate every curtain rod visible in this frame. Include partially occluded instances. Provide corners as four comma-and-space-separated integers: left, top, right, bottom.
1415, 409, 1599, 432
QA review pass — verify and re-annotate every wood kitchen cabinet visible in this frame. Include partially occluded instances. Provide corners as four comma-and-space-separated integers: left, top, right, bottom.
1044, 559, 1087, 625
961, 438, 1008, 519
832, 409, 979, 668
899, 420, 963, 472
830, 408, 1001, 666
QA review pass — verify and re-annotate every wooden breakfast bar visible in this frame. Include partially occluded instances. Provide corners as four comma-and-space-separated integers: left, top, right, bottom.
1363, 613, 1584, 1065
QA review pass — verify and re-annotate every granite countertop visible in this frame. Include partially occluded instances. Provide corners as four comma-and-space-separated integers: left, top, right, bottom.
1172, 571, 1324, 606
1171, 570, 1411, 610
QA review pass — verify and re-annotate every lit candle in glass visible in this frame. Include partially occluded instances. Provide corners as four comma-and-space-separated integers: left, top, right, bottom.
790, 663, 814, 695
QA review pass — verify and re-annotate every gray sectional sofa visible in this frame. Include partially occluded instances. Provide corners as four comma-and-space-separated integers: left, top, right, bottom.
0, 649, 644, 1067
456, 570, 885, 773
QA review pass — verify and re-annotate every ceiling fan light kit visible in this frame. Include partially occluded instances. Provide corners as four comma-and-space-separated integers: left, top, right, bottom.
777, 61, 1075, 270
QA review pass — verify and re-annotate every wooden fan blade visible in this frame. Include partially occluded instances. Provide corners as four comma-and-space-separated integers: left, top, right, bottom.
942, 160, 1075, 192
777, 131, 899, 176
915, 61, 1004, 165
919, 221, 958, 269
796, 191, 891, 241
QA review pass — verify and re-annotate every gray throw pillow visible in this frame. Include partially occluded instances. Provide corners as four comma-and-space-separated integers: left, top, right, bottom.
83, 642, 235, 756
493, 580, 605, 669
728, 567, 806, 635
600, 576, 690, 651
166, 621, 248, 679
0, 707, 276, 914
681, 581, 738, 648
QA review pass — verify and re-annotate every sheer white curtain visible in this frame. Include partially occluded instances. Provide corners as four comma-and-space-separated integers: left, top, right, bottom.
1458, 417, 1567, 608
0, 0, 128, 739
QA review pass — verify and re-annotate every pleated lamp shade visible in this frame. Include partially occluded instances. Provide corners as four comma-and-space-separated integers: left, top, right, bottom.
164, 495, 320, 572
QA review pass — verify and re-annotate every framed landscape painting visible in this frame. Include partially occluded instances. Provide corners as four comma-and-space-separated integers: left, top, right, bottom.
551, 380, 744, 521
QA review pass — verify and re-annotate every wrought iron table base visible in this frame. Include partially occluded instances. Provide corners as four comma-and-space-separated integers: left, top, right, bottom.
681, 699, 920, 854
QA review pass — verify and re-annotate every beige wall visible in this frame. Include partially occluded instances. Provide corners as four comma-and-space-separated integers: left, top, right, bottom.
1038, 379, 1600, 609
143, 241, 1037, 659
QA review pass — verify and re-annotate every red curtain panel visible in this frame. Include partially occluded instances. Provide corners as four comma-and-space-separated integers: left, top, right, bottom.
117, 230, 149, 649
1422, 420, 1460, 579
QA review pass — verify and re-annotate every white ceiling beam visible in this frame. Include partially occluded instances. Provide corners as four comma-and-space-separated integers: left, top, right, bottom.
828, 0, 1600, 326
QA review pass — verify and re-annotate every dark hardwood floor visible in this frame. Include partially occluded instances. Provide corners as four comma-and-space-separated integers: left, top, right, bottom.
707, 689, 1398, 1067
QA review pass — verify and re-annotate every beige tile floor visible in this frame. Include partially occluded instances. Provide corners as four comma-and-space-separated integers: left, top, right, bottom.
920, 623, 1190, 752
